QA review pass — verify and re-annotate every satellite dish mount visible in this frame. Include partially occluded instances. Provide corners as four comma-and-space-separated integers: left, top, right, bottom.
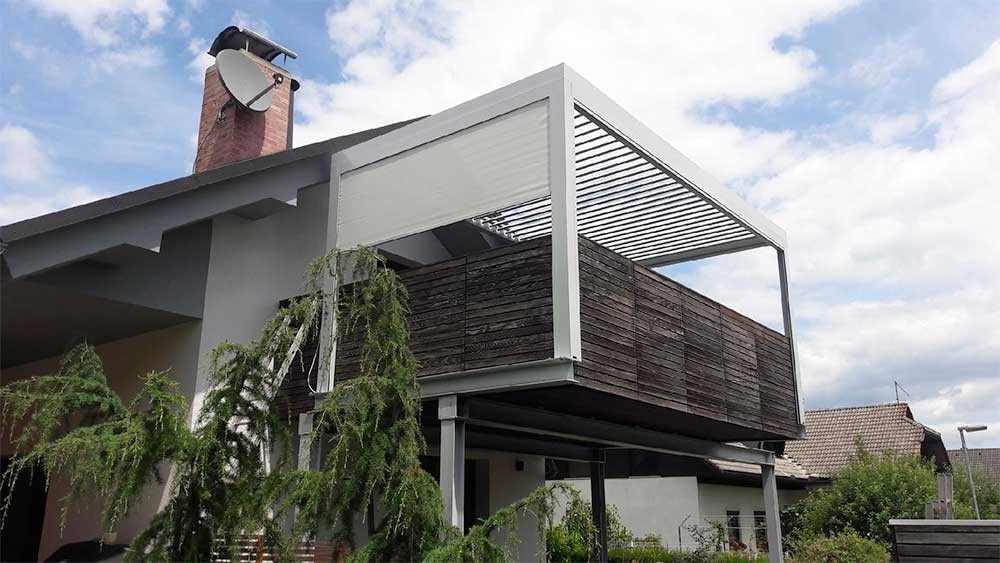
214, 48, 286, 123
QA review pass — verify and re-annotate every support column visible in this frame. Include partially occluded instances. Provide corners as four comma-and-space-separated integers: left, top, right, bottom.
776, 248, 804, 427
439, 395, 465, 531
549, 71, 582, 361
590, 450, 608, 563
761, 462, 784, 563
297, 412, 316, 471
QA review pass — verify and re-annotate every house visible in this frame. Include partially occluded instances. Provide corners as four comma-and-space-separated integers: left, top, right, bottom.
553, 402, 949, 553
0, 27, 803, 562
948, 448, 1000, 485
550, 450, 822, 552
785, 403, 950, 475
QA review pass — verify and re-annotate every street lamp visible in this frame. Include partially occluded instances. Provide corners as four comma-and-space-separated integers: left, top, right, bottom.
958, 424, 988, 520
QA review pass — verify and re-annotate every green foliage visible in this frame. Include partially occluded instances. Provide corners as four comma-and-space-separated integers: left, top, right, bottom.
953, 465, 1000, 519
546, 494, 633, 562
791, 444, 936, 545
685, 519, 727, 558
788, 532, 888, 563
1, 346, 189, 535
427, 482, 571, 563
2, 246, 573, 563
282, 248, 448, 562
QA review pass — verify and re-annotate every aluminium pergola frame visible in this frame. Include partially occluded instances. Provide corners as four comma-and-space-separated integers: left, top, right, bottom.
299, 64, 796, 562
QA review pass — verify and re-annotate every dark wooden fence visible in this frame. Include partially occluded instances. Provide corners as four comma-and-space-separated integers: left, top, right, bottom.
890, 519, 1000, 562
336, 237, 555, 380
575, 237, 799, 438
279, 236, 799, 439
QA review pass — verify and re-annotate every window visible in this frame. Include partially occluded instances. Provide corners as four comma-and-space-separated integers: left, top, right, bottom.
726, 510, 741, 548
754, 511, 767, 552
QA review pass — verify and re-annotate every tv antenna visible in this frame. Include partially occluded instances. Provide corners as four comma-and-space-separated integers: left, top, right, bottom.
214, 49, 284, 122
894, 381, 910, 403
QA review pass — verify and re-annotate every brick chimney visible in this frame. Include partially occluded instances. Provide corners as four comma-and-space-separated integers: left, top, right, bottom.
194, 27, 298, 173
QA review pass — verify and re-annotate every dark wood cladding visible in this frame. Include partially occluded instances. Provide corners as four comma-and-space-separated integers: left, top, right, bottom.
335, 238, 554, 380
576, 237, 799, 438
276, 334, 319, 420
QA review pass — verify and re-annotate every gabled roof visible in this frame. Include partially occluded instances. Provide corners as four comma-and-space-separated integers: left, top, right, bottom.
710, 455, 815, 481
948, 448, 1000, 485
0, 118, 422, 243
785, 403, 942, 477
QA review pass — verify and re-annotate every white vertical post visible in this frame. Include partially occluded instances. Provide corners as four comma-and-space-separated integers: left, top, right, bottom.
439, 395, 465, 530
316, 158, 343, 399
549, 67, 582, 360
297, 412, 315, 471
776, 248, 804, 427
761, 462, 784, 563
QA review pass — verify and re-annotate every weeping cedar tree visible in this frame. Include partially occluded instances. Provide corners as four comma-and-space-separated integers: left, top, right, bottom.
1, 247, 569, 562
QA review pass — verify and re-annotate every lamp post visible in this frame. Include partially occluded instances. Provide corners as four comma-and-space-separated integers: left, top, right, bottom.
957, 424, 988, 519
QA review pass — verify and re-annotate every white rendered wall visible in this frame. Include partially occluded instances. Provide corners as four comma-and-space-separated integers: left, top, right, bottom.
697, 482, 808, 552
335, 101, 550, 249
0, 321, 203, 561
551, 476, 702, 549
190, 182, 331, 422
476, 450, 547, 562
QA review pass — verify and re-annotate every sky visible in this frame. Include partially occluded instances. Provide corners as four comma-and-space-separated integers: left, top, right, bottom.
1, 0, 998, 449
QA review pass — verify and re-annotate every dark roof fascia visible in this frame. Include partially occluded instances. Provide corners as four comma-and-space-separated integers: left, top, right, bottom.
1, 118, 424, 243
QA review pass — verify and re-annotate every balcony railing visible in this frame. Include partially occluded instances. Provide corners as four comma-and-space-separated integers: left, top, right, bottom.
279, 235, 798, 439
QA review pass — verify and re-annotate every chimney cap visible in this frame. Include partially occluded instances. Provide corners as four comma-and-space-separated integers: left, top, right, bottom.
208, 26, 298, 62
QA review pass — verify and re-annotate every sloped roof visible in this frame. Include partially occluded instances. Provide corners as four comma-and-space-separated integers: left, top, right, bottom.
710, 455, 814, 480
948, 448, 1000, 485
784, 403, 937, 477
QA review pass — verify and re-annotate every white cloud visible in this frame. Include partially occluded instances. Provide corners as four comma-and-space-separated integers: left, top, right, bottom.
186, 38, 214, 83
0, 125, 104, 226
673, 40, 1000, 448
0, 186, 103, 226
232, 9, 273, 37
296, 0, 857, 163
90, 45, 165, 73
848, 35, 924, 87
0, 125, 50, 184
25, 0, 170, 47
864, 112, 923, 144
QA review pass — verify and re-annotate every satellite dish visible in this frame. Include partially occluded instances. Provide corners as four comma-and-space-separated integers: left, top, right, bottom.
216, 49, 281, 112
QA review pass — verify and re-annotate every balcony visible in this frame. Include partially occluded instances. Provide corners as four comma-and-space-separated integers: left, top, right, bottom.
281, 234, 798, 441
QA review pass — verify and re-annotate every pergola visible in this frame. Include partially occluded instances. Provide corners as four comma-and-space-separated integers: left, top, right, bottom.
312, 64, 801, 562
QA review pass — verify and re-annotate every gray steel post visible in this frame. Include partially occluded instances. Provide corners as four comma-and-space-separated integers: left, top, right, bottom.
439, 395, 465, 530
590, 449, 608, 563
761, 463, 784, 562
960, 429, 981, 519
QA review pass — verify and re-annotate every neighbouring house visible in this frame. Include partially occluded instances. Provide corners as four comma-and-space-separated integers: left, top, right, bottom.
553, 402, 949, 553
0, 27, 804, 563
550, 450, 822, 552
785, 403, 950, 475
948, 448, 1000, 485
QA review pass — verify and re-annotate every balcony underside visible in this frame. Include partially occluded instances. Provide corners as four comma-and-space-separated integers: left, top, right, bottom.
280, 235, 800, 441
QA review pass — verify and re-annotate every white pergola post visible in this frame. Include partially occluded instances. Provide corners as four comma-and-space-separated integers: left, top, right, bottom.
776, 248, 804, 426
439, 395, 465, 530
317, 159, 343, 399
549, 74, 582, 361
761, 462, 784, 563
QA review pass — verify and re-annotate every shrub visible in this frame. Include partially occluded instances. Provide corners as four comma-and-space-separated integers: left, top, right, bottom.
546, 526, 590, 563
609, 544, 681, 562
547, 497, 634, 561
953, 465, 1000, 519
793, 443, 935, 544
789, 532, 889, 563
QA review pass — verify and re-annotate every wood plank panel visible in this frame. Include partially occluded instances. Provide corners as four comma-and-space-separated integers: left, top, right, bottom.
577, 236, 798, 439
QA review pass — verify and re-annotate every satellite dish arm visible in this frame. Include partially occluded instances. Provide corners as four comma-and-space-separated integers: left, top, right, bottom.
246, 73, 284, 108
217, 73, 285, 123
